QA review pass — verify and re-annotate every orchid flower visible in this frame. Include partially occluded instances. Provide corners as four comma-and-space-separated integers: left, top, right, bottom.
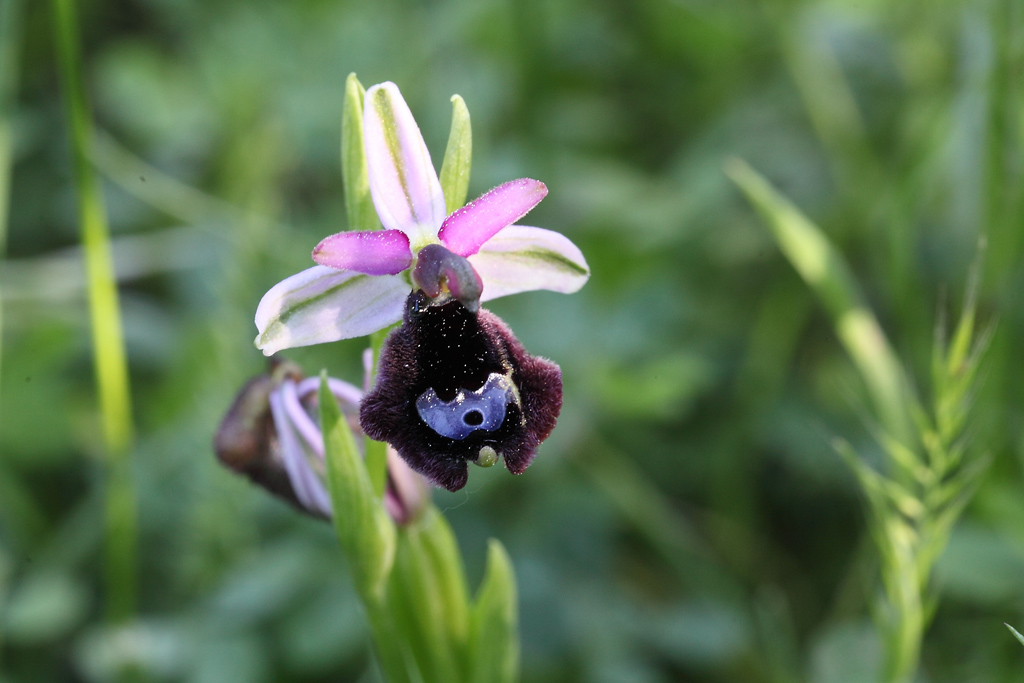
254, 81, 589, 356
215, 353, 428, 525
246, 79, 589, 492
360, 290, 563, 491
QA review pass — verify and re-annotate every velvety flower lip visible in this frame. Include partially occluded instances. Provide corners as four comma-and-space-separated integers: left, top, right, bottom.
254, 81, 589, 357
360, 292, 562, 492
214, 355, 429, 524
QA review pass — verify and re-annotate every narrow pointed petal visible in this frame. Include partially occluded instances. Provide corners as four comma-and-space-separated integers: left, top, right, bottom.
469, 226, 590, 301
364, 82, 446, 245
438, 179, 548, 257
255, 266, 408, 356
312, 229, 412, 275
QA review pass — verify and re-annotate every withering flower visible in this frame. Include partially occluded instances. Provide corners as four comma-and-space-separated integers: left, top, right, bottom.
214, 354, 428, 524
250, 80, 589, 491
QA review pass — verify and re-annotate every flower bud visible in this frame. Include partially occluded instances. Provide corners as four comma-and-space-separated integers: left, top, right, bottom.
214, 359, 316, 515
214, 358, 429, 523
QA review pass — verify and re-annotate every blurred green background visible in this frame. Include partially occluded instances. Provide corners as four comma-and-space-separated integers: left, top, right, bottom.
2, 0, 1023, 681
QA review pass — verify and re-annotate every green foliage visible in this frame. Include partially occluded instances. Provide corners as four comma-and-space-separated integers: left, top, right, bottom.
4, 0, 1024, 681
51, 0, 137, 625
51, 0, 134, 461
363, 326, 391, 497
468, 541, 519, 683
319, 374, 396, 600
732, 163, 993, 683
727, 160, 910, 445
387, 512, 468, 683
0, 0, 21, 403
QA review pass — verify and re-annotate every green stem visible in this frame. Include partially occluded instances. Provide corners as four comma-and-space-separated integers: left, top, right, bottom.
884, 570, 923, 683
52, 0, 137, 621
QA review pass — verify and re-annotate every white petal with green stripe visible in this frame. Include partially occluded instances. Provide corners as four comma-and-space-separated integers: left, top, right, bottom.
255, 265, 408, 356
364, 82, 446, 250
470, 226, 590, 302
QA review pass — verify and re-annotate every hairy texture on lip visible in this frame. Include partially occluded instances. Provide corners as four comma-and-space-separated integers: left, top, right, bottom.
360, 292, 563, 491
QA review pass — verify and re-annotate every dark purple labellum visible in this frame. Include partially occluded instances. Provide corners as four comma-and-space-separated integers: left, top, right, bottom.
360, 291, 563, 491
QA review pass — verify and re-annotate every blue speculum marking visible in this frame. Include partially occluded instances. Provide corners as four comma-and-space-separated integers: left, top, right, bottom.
416, 373, 517, 440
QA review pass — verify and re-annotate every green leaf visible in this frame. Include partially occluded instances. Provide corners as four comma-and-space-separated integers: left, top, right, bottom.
468, 540, 518, 683
342, 73, 381, 232
53, 0, 135, 459
363, 598, 418, 683
388, 517, 463, 683
726, 158, 910, 445
0, 0, 20, 246
1006, 624, 1024, 647
319, 373, 395, 599
379, 562, 427, 682
439, 94, 472, 214
52, 0, 137, 623
418, 508, 470, 650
